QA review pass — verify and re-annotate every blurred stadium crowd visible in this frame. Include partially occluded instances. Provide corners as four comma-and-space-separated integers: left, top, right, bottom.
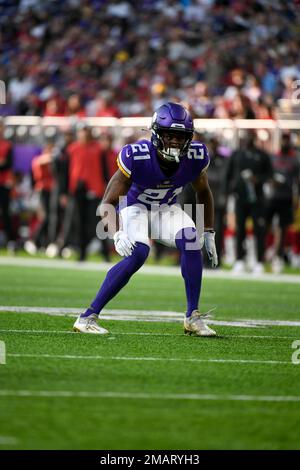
1, 0, 300, 119
0, 0, 300, 274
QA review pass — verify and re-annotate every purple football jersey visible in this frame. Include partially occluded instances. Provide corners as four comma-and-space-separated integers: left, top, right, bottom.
117, 139, 209, 209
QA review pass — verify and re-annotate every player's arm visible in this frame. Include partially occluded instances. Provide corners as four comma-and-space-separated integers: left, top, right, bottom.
192, 169, 214, 230
99, 169, 135, 257
98, 169, 132, 236
191, 169, 218, 267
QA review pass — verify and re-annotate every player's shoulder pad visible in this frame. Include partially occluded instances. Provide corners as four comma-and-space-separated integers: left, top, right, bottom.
117, 140, 151, 178
126, 140, 151, 159
187, 141, 210, 168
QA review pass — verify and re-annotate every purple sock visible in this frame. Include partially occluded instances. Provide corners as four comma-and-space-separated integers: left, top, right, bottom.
82, 242, 149, 317
175, 227, 203, 318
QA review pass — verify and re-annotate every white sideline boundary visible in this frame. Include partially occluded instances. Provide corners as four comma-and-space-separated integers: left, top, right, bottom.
1, 306, 300, 328
1, 256, 300, 284
0, 389, 299, 403
6, 352, 291, 365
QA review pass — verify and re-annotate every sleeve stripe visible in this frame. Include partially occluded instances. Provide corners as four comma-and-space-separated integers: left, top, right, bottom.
117, 157, 131, 178
117, 153, 132, 176
201, 161, 210, 173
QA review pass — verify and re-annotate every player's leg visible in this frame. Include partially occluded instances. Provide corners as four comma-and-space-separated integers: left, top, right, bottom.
33, 190, 51, 249
177, 226, 216, 336
0, 186, 13, 244
214, 206, 225, 266
264, 198, 276, 263
232, 198, 248, 273
73, 205, 150, 334
153, 205, 216, 336
273, 199, 293, 273
77, 191, 89, 262
57, 195, 76, 256
251, 201, 266, 274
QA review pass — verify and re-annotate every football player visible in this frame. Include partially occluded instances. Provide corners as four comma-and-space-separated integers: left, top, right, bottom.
73, 102, 218, 336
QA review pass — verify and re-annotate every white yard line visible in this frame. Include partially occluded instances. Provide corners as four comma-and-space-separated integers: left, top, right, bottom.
0, 328, 298, 340
1, 256, 300, 283
0, 389, 299, 403
7, 352, 291, 365
1, 306, 300, 328
0, 436, 18, 445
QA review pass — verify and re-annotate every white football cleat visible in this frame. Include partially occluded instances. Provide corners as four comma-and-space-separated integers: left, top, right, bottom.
271, 257, 283, 274
24, 240, 37, 255
252, 262, 264, 276
46, 243, 59, 258
184, 310, 217, 337
73, 314, 109, 335
231, 260, 246, 275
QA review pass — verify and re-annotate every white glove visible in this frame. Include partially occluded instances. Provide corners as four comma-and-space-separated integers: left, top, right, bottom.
204, 231, 218, 268
113, 230, 136, 257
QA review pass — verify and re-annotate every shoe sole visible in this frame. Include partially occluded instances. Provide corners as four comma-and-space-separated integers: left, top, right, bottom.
184, 328, 217, 337
73, 326, 109, 335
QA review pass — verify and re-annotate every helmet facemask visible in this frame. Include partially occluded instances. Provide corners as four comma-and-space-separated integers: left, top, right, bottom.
152, 126, 194, 163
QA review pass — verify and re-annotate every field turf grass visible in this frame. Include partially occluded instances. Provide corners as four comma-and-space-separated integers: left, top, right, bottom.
0, 263, 300, 450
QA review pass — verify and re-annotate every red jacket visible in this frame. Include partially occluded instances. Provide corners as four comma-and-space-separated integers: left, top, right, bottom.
67, 140, 106, 198
32, 153, 54, 191
0, 139, 13, 187
100, 146, 119, 179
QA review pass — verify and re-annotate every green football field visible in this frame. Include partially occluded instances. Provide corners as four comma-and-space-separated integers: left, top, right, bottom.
0, 261, 300, 450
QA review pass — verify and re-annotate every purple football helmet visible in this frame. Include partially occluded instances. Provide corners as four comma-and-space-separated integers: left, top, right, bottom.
151, 102, 194, 162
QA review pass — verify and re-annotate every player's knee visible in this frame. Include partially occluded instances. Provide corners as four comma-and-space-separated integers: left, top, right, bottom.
175, 227, 201, 252
132, 242, 150, 267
